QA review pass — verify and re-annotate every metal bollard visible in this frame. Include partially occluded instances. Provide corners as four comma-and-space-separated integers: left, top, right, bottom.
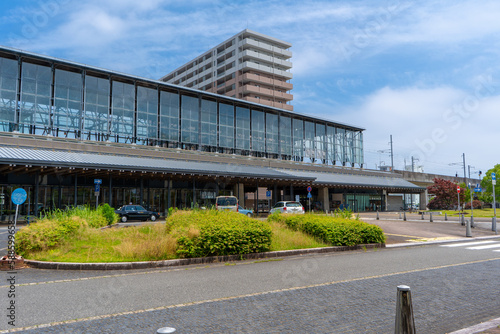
466, 220, 472, 237
395, 285, 416, 334
399, 212, 402, 219
492, 217, 497, 234
460, 213, 465, 226
421, 212, 424, 220
403, 212, 407, 221
470, 215, 475, 228
429, 212, 433, 222
376, 211, 379, 220
444, 213, 447, 221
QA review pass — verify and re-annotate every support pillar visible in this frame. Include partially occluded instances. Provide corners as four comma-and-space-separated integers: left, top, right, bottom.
108, 175, 112, 207
233, 183, 245, 207
74, 173, 78, 207
140, 176, 144, 207
318, 187, 329, 213
167, 179, 171, 215
420, 190, 428, 210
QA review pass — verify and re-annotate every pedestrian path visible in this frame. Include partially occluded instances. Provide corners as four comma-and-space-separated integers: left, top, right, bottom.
441, 240, 500, 252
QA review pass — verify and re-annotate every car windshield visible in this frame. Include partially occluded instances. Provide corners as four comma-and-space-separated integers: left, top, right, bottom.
286, 202, 301, 207
217, 197, 237, 206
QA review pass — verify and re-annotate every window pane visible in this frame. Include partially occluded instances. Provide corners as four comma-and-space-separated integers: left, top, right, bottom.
236, 106, 250, 150
315, 123, 326, 161
251, 110, 265, 152
293, 119, 303, 158
266, 113, 278, 154
20, 62, 52, 133
280, 116, 292, 156
159, 90, 179, 142
137, 86, 158, 142
219, 102, 234, 148
304, 121, 315, 160
84, 76, 109, 135
111, 81, 135, 141
201, 99, 217, 146
0, 58, 18, 131
54, 69, 82, 136
327, 126, 336, 163
181, 95, 198, 144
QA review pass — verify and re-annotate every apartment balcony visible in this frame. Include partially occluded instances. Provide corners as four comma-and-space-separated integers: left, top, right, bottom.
243, 96, 293, 111
241, 73, 293, 91
240, 50, 292, 70
240, 84, 293, 101
240, 38, 292, 59
239, 61, 292, 80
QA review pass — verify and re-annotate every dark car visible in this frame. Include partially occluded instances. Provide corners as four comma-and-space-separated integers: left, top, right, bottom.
114, 205, 160, 223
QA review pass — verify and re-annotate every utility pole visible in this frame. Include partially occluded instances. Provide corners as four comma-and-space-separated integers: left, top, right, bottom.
390, 135, 394, 172
462, 153, 467, 185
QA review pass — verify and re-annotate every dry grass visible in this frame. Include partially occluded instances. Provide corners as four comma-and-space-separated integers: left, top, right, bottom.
268, 221, 329, 251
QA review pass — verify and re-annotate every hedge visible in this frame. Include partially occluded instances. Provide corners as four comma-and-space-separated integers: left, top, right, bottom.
268, 213, 385, 246
168, 210, 272, 258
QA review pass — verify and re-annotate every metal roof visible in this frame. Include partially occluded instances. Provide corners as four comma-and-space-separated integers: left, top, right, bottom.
276, 170, 424, 190
0, 147, 313, 181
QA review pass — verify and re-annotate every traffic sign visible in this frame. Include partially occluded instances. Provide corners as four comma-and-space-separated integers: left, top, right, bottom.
492, 173, 496, 180
307, 186, 312, 192
11, 188, 27, 205
95, 184, 100, 193
457, 186, 460, 193
307, 192, 312, 199
94, 179, 102, 185
474, 187, 482, 193
266, 190, 271, 198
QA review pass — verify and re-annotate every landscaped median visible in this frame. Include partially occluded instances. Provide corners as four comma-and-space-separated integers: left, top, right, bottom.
17, 208, 386, 270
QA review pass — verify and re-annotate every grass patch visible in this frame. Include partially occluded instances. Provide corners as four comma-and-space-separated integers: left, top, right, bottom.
432, 209, 497, 218
18, 209, 384, 263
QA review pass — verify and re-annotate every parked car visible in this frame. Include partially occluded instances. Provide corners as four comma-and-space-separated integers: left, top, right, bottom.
215, 196, 238, 212
238, 205, 253, 217
114, 205, 160, 222
269, 201, 305, 214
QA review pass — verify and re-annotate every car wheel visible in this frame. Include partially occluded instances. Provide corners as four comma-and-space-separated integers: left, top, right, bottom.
121, 215, 128, 223
150, 214, 157, 221
246, 212, 252, 217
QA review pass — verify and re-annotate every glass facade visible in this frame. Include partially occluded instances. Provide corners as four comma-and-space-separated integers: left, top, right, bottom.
0, 58, 17, 132
219, 102, 234, 149
235, 106, 250, 150
200, 99, 217, 147
0, 52, 364, 167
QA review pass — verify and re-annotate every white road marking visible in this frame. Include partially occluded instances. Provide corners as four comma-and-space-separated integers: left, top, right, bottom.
441, 240, 495, 247
466, 243, 500, 250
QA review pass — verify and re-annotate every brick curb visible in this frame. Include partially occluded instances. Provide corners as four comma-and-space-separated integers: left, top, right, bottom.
24, 243, 385, 270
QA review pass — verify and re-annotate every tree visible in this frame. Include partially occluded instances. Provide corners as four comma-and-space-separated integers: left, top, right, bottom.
480, 164, 500, 205
427, 178, 465, 210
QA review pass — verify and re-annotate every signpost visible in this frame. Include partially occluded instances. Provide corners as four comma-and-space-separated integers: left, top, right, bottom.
266, 190, 271, 212
10, 188, 27, 255
492, 173, 497, 233
457, 185, 460, 212
94, 179, 102, 209
307, 186, 312, 212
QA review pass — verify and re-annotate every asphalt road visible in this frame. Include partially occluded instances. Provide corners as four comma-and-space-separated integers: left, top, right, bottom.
1, 238, 500, 333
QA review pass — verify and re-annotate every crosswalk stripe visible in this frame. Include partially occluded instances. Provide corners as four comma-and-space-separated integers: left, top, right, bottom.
466, 243, 500, 250
441, 241, 495, 247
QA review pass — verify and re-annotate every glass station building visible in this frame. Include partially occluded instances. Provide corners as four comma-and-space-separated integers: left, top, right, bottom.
0, 46, 422, 218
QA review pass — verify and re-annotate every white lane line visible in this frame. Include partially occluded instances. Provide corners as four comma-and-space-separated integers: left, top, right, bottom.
467, 243, 500, 250
441, 241, 495, 247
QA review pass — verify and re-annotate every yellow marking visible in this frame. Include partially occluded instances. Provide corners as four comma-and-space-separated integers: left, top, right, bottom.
385, 233, 423, 238
2, 257, 500, 333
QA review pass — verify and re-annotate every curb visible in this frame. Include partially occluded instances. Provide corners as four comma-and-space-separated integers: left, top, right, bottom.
24, 243, 385, 270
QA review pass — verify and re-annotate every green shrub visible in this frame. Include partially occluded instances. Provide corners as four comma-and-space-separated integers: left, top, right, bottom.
267, 213, 385, 246
98, 204, 119, 225
169, 210, 272, 258
16, 206, 112, 256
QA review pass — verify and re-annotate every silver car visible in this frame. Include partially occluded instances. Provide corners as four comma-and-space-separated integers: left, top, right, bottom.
269, 201, 305, 214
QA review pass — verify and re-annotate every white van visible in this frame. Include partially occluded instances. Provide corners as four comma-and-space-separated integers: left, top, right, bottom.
215, 196, 238, 212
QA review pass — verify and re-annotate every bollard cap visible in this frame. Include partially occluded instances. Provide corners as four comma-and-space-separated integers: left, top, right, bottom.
157, 327, 176, 333
397, 285, 410, 292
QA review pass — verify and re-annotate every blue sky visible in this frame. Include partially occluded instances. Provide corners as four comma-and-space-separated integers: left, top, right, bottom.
1, 0, 499, 178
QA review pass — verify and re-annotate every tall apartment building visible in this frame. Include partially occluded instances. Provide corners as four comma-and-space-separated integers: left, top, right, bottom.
160, 29, 294, 111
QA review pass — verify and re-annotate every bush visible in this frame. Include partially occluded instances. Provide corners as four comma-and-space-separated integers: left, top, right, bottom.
16, 206, 112, 256
98, 204, 119, 225
268, 213, 385, 246
168, 210, 272, 258
464, 200, 482, 210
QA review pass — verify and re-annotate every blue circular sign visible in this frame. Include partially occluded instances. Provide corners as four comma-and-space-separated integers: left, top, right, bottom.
11, 188, 27, 205
307, 186, 312, 192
